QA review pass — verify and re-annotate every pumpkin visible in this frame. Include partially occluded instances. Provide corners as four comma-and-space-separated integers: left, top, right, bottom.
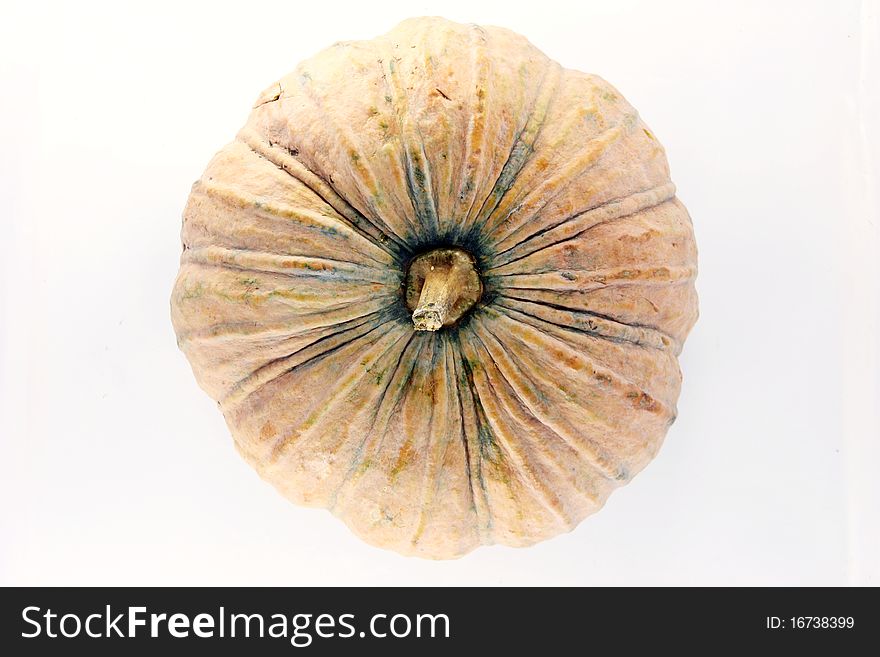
171, 16, 698, 559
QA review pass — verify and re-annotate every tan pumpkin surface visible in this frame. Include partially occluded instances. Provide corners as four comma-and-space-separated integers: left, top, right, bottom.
171, 16, 698, 559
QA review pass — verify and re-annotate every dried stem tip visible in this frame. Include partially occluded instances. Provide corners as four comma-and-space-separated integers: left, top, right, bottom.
405, 248, 482, 331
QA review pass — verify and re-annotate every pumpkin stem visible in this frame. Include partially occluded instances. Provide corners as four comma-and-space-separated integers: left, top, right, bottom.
407, 248, 481, 331
412, 266, 456, 331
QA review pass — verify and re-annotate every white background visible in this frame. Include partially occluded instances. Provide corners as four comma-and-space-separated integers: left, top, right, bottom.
2, 0, 878, 586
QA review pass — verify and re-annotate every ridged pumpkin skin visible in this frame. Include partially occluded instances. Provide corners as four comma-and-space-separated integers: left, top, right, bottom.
171, 16, 698, 559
